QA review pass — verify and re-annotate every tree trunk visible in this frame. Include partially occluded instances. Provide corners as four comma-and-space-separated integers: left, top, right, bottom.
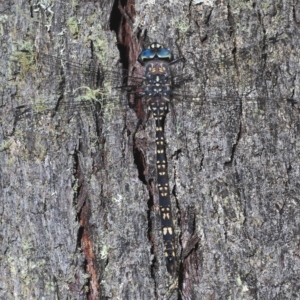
1, 0, 299, 299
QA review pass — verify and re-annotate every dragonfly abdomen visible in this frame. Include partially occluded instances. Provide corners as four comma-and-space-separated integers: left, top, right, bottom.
155, 117, 175, 274
152, 104, 175, 274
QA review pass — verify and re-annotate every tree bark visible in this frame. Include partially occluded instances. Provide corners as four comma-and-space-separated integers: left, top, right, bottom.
1, 0, 299, 299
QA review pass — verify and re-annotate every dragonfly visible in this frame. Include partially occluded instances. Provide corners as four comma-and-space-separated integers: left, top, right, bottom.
8, 42, 264, 274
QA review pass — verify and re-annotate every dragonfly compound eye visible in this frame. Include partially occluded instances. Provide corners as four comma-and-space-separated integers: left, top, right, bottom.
138, 43, 173, 65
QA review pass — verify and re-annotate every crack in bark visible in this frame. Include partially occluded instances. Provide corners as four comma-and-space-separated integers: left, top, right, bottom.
74, 150, 100, 299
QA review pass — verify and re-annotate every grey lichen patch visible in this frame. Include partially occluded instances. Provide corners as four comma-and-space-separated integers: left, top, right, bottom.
70, 0, 79, 9
100, 245, 110, 260
173, 17, 190, 34
26, 97, 49, 114
33, 137, 48, 161
0, 139, 13, 152
7, 155, 16, 167
74, 84, 120, 122
0, 14, 8, 36
74, 86, 105, 103
67, 17, 79, 37
88, 24, 112, 66
10, 41, 36, 75
6, 253, 54, 298
33, 0, 54, 31
35, 0, 54, 14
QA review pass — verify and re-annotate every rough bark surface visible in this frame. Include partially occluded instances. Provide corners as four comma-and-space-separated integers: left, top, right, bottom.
0, 0, 300, 299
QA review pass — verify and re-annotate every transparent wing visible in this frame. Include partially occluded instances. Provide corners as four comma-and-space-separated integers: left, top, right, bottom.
10, 49, 294, 134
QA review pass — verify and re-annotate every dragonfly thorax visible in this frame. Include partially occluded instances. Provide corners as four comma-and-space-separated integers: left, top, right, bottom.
144, 62, 172, 98
145, 73, 169, 85
144, 85, 171, 97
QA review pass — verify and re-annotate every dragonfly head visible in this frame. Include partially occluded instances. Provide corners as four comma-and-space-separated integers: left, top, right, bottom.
138, 42, 173, 65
